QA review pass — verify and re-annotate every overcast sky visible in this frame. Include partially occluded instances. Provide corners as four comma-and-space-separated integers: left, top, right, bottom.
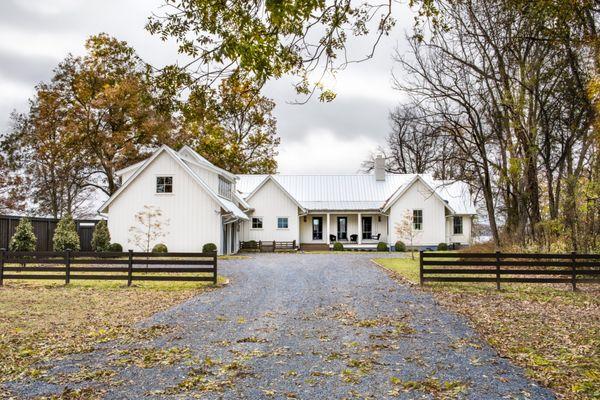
0, 0, 414, 174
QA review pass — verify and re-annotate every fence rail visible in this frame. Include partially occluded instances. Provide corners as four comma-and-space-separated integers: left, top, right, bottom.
419, 251, 600, 290
0, 249, 217, 286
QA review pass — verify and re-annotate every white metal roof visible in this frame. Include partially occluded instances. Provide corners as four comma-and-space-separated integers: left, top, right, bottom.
237, 173, 476, 214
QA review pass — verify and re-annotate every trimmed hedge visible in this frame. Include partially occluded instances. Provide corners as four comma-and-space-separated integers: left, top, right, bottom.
202, 243, 218, 253
333, 242, 344, 251
108, 243, 123, 252
152, 243, 168, 253
437, 242, 448, 251
377, 242, 389, 251
394, 241, 406, 252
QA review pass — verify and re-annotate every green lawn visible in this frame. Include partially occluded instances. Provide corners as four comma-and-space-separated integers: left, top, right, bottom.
374, 257, 600, 400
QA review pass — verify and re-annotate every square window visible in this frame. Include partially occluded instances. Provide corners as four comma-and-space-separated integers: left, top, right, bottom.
156, 176, 173, 193
413, 209, 423, 231
453, 216, 463, 235
277, 217, 289, 229
251, 217, 263, 229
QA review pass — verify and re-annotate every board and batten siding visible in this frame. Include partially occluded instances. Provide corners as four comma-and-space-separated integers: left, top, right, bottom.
388, 179, 447, 247
446, 215, 472, 245
241, 179, 300, 242
107, 151, 222, 252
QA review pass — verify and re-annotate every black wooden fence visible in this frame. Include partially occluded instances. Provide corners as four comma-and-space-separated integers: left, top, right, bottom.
0, 215, 101, 251
420, 251, 600, 290
239, 240, 297, 252
0, 250, 218, 286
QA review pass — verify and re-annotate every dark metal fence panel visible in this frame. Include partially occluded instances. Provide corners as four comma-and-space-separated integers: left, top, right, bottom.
0, 215, 101, 251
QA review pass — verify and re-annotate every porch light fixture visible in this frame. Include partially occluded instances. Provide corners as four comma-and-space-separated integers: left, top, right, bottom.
304, 216, 307, 222
378, 216, 381, 222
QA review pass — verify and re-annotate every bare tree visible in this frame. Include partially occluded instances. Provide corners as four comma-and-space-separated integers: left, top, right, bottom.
129, 205, 170, 252
395, 210, 421, 260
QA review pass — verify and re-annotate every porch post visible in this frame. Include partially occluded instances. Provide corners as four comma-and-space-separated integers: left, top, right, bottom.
326, 213, 331, 245
357, 213, 362, 244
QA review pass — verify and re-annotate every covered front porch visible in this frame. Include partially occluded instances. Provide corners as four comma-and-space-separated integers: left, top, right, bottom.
299, 212, 389, 250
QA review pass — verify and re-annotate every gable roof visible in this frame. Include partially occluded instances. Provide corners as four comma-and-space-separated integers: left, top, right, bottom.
99, 146, 248, 220
237, 173, 476, 214
381, 175, 455, 213
178, 146, 237, 181
245, 175, 306, 212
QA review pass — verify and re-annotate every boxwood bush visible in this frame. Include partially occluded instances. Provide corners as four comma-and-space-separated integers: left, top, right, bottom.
437, 242, 449, 251
203, 243, 218, 253
394, 240, 406, 252
333, 242, 344, 251
152, 243, 168, 253
108, 243, 123, 252
377, 242, 389, 251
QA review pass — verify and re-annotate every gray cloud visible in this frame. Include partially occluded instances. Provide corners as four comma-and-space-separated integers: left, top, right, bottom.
0, 50, 57, 84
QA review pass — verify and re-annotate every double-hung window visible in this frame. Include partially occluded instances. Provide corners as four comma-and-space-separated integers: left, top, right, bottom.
251, 217, 263, 229
277, 217, 289, 229
453, 216, 463, 235
156, 176, 173, 193
413, 209, 423, 231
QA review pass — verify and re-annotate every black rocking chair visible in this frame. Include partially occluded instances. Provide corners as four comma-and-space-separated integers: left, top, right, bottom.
330, 234, 337, 242
349, 234, 358, 242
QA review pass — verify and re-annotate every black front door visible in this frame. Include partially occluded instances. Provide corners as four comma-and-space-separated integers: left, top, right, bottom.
312, 217, 323, 240
337, 217, 348, 240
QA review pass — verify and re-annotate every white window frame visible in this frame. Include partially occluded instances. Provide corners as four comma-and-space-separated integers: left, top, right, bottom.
413, 209, 423, 231
156, 175, 174, 194
277, 217, 289, 229
251, 217, 263, 230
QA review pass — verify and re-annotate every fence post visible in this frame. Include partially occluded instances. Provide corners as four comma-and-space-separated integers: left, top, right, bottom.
259, 240, 262, 252
293, 239, 296, 250
127, 249, 133, 287
213, 251, 218, 285
0, 248, 5, 286
419, 250, 424, 286
273, 240, 276, 252
495, 251, 501, 290
65, 249, 71, 285
571, 251, 577, 291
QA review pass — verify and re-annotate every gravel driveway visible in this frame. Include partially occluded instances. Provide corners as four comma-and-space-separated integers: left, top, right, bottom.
6, 253, 553, 399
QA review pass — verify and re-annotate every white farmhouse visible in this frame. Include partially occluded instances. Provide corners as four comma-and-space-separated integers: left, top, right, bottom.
100, 145, 476, 254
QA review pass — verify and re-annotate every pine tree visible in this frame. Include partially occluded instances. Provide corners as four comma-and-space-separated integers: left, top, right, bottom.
53, 214, 80, 251
91, 220, 111, 252
9, 218, 37, 251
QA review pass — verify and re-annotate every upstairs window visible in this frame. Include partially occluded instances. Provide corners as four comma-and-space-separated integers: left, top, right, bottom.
218, 176, 233, 199
453, 216, 463, 235
156, 176, 173, 193
413, 209, 423, 231
251, 217, 263, 229
277, 217, 289, 229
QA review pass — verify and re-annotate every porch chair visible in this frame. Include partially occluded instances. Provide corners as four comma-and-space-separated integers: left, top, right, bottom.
349, 234, 358, 243
330, 234, 337, 242
373, 233, 381, 240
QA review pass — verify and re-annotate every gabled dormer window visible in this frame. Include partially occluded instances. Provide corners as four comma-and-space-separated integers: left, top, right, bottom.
156, 176, 173, 193
218, 176, 232, 199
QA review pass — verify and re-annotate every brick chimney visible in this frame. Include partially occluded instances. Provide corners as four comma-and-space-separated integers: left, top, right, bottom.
374, 155, 385, 181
